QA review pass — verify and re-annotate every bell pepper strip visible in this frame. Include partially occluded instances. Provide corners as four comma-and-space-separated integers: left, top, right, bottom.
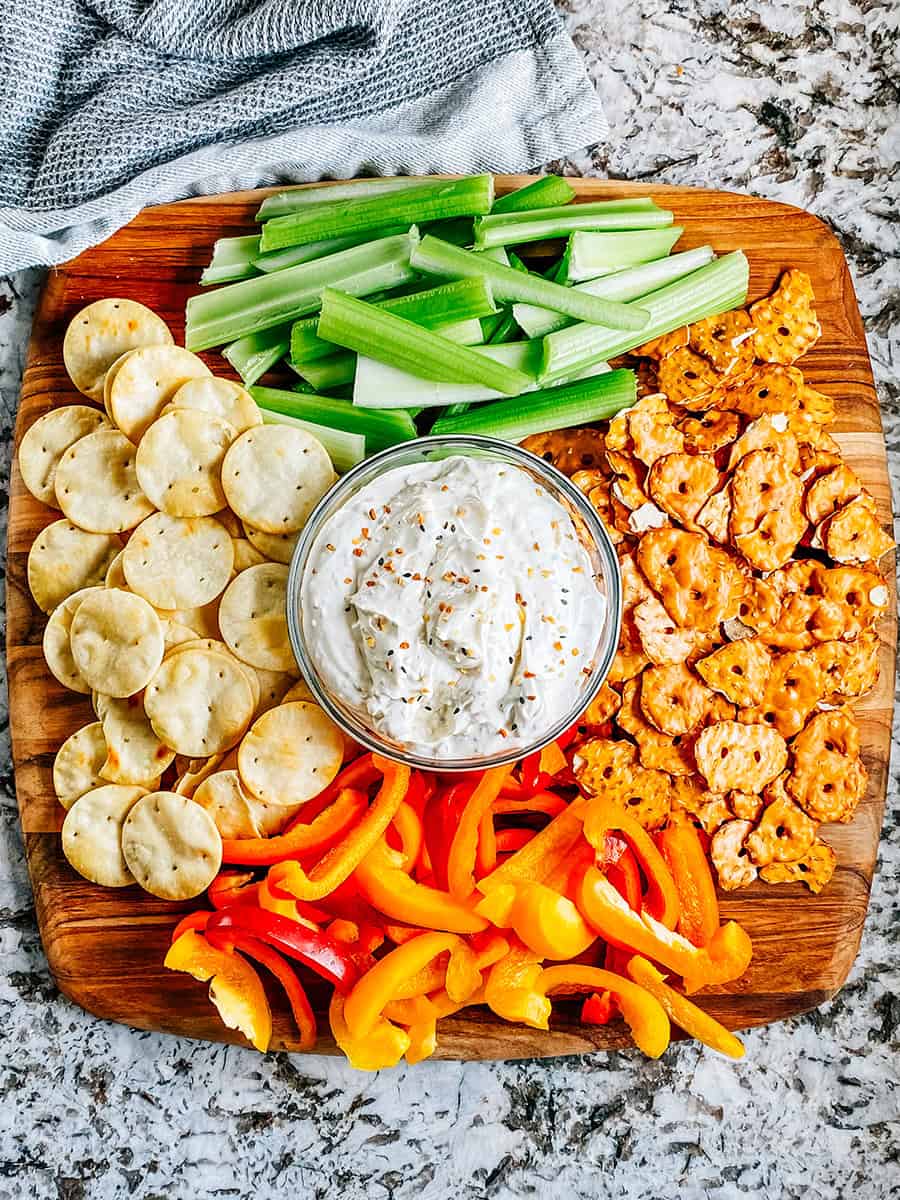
205, 928, 317, 1050
539, 740, 568, 777
519, 749, 544, 795
423, 779, 477, 890
164, 930, 272, 1052
626, 956, 745, 1058
650, 915, 753, 995
542, 838, 596, 897
170, 910, 212, 944
581, 990, 617, 1025
656, 818, 720, 947
391, 956, 449, 1001
383, 922, 428, 945
205, 906, 359, 992
607, 845, 642, 913
537, 965, 670, 1058
382, 995, 439, 1025
343, 932, 463, 1038
222, 787, 369, 866
447, 765, 512, 900
257, 876, 327, 927
474, 882, 516, 927
507, 882, 597, 961
429, 984, 488, 1020
387, 799, 424, 870
493, 791, 568, 817
405, 1020, 438, 1064
355, 836, 489, 934
583, 800, 680, 929
485, 937, 550, 1028
469, 932, 511, 970
208, 871, 260, 910
555, 720, 582, 750
444, 939, 481, 1003
271, 757, 411, 901
287, 753, 380, 828
329, 991, 409, 1071
495, 828, 537, 854
477, 798, 588, 894
476, 808, 497, 877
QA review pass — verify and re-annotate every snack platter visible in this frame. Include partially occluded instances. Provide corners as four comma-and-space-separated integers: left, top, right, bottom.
9, 176, 895, 1060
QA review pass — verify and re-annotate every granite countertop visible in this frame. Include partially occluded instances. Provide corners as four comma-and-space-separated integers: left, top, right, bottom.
1, 2, 898, 1196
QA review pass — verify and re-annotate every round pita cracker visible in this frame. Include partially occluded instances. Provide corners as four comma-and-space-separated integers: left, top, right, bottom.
109, 344, 211, 442
282, 678, 315, 704
62, 784, 147, 887
104, 549, 128, 589
218, 563, 294, 671
70, 588, 164, 697
42, 585, 105, 692
161, 619, 202, 649
165, 638, 261, 710
123, 513, 234, 610
18, 405, 111, 507
102, 350, 136, 419
238, 701, 343, 806
144, 646, 255, 756
221, 425, 332, 534
168, 376, 262, 436
27, 519, 120, 613
55, 429, 155, 533
173, 751, 233, 798
135, 409, 235, 517
121, 791, 222, 900
194, 769, 301, 839
232, 538, 268, 572
53, 722, 109, 809
96, 693, 174, 785
63, 299, 173, 402
243, 525, 299, 565
250, 667, 297, 717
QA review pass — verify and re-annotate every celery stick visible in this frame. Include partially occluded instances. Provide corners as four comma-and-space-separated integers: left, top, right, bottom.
430, 369, 636, 441
200, 235, 261, 285
562, 227, 683, 283
252, 225, 407, 273
411, 234, 649, 332
260, 409, 364, 473
473, 200, 673, 249
256, 177, 451, 221
476, 246, 511, 266
491, 176, 576, 214
514, 246, 716, 338
317, 290, 532, 394
295, 352, 357, 393
487, 310, 520, 344
425, 216, 475, 246
260, 175, 493, 252
223, 324, 292, 385
540, 251, 750, 384
252, 386, 417, 454
184, 232, 417, 350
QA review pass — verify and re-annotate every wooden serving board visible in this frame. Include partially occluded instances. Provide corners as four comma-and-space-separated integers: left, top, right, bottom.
8, 177, 896, 1059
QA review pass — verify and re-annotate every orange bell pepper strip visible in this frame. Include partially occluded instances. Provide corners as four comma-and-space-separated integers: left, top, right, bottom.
469, 932, 511, 970
484, 936, 550, 1029
507, 883, 597, 960
329, 991, 409, 1070
271, 757, 410, 902
423, 778, 476, 890
537, 965, 670, 1058
208, 871, 260, 909
493, 791, 568, 817
222, 787, 369, 866
405, 1021, 438, 1064
164, 929, 272, 1051
382, 995, 439, 1025
287, 753, 381, 828
171, 910, 211, 943
583, 800, 680, 929
477, 798, 588, 895
447, 765, 512, 900
495, 828, 537, 854
543, 838, 596, 897
656, 817, 720, 947
387, 799, 424, 871
476, 807, 497, 877
539, 740, 569, 777
625, 956, 745, 1058
581, 990, 617, 1025
444, 939, 481, 1003
355, 836, 489, 934
343, 931, 464, 1038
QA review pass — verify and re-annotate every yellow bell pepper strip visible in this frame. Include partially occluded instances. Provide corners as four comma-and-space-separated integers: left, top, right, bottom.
444, 939, 481, 1003
484, 936, 551, 1029
646, 914, 753, 996
656, 817, 720, 947
382, 995, 440, 1025
343, 931, 464, 1038
508, 882, 597, 961
474, 883, 517, 927
447, 765, 512, 900
429, 984, 487, 1019
625, 956, 745, 1058
222, 786, 369, 866
475, 807, 498, 877
537, 965, 670, 1058
391, 957, 449, 1000
164, 929, 272, 1052
355, 836, 490, 934
329, 991, 409, 1071
387, 800, 424, 871
405, 1020, 438, 1064
270, 756, 411, 901
469, 932, 511, 971
477, 798, 588, 895
583, 800, 680, 929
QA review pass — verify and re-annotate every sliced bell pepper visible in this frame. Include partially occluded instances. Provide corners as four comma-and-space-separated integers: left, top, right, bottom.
484, 936, 550, 1029
476, 807, 498, 877
519, 749, 545, 795
164, 929, 272, 1052
329, 991, 409, 1071
656, 817, 720, 947
495, 828, 537, 854
205, 906, 359, 991
581, 990, 617, 1025
391, 956, 449, 1001
626, 956, 745, 1058
271, 756, 410, 901
386, 798, 424, 870
208, 871, 260, 910
257, 876, 330, 927
606, 844, 642, 914
447, 765, 512, 900
288, 753, 381, 828
507, 882, 597, 960
355, 836, 489, 934
477, 798, 588, 895
423, 779, 477, 891
404, 1020, 438, 1065
343, 931, 465, 1038
444, 939, 481, 1003
539, 740, 569, 777
382, 995, 439, 1025
542, 838, 596, 897
493, 791, 568, 817
170, 910, 211, 944
582, 800, 680, 929
537, 964, 670, 1058
222, 786, 368, 866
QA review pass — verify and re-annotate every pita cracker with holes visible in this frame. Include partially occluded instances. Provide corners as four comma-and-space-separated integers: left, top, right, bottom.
121, 791, 222, 900
135, 409, 235, 517
123, 513, 234, 610
282, 678, 316, 704
55, 429, 155, 534
250, 667, 298, 716
104, 549, 128, 589
144, 646, 255, 757
70, 588, 164, 698
96, 693, 175, 786
42, 585, 105, 693
221, 425, 332, 535
242, 525, 299, 565
232, 538, 268, 571
165, 639, 261, 711
27, 520, 120, 614
194, 769, 303, 839
53, 722, 109, 809
168, 376, 262, 435
218, 563, 294, 672
238, 701, 343, 807
102, 350, 136, 419
18, 405, 111, 507
62, 784, 147, 887
173, 751, 234, 798
63, 299, 174, 402
109, 344, 211, 442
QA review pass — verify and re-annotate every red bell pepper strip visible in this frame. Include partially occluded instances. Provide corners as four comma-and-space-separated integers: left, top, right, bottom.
493, 791, 568, 818
607, 846, 642, 914
423, 779, 477, 891
583, 800, 680, 930
205, 906, 359, 992
171, 910, 211, 944
519, 749, 544, 795
208, 871, 261, 910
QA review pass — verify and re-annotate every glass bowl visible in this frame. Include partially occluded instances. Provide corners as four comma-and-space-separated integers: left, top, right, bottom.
286, 435, 622, 773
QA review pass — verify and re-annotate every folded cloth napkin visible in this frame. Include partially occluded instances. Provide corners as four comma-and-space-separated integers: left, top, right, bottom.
0, 0, 607, 272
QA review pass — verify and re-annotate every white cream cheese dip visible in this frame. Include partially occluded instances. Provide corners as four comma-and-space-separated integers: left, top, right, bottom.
300, 455, 606, 758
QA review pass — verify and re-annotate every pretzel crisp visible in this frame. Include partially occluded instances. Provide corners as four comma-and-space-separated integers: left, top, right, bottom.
815, 633, 881, 705
608, 618, 651, 686
695, 720, 788, 794
759, 839, 837, 893
571, 467, 610, 494
573, 738, 639, 794
795, 384, 836, 426
637, 528, 733, 632
727, 414, 801, 474
749, 269, 821, 364
730, 449, 807, 571
520, 426, 607, 475
710, 820, 758, 890
745, 787, 817, 867
585, 481, 623, 545
633, 595, 701, 665
618, 678, 697, 776
690, 310, 756, 376
729, 791, 764, 822
657, 346, 722, 410
608, 765, 673, 831
738, 649, 824, 738
787, 709, 868, 823
628, 394, 685, 467
694, 487, 733, 545
647, 452, 720, 530
695, 637, 772, 707
672, 776, 732, 835
723, 363, 803, 418
579, 682, 622, 728
678, 409, 741, 455
636, 326, 689, 360
821, 496, 895, 565
640, 663, 713, 737
607, 449, 650, 511
804, 463, 862, 525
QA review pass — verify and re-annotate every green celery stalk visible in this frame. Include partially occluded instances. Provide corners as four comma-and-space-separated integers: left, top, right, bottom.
562, 227, 683, 283
491, 176, 576, 214
260, 409, 365, 473
223, 324, 292, 385
514, 246, 716, 338
487, 310, 520, 344
410, 234, 649, 332
424, 216, 475, 246
540, 251, 750, 384
295, 352, 357, 393
430, 369, 636, 441
184, 232, 417, 350
260, 175, 494, 252
473, 199, 673, 249
251, 225, 407, 273
252, 386, 417, 455
256, 177, 452, 221
317, 290, 532, 394
200, 235, 261, 285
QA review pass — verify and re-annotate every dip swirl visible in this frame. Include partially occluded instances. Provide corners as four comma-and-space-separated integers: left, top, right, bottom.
300, 455, 606, 758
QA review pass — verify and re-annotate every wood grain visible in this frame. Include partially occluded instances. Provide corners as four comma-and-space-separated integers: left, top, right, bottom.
9, 176, 896, 1059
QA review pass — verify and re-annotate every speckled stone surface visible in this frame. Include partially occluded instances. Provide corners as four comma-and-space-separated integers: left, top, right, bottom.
1, 4, 898, 1197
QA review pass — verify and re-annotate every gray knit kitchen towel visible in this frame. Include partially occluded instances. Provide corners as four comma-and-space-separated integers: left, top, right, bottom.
0, 0, 607, 273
